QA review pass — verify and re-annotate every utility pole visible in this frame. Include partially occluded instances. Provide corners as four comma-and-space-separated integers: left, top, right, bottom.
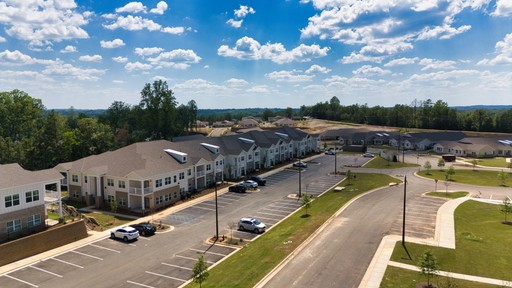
402, 176, 407, 245
334, 142, 337, 175
214, 171, 219, 241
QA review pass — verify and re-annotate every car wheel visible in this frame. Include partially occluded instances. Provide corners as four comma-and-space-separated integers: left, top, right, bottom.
141, 230, 146, 236
110, 233, 115, 239
254, 228, 259, 234
123, 236, 128, 242
239, 225, 244, 231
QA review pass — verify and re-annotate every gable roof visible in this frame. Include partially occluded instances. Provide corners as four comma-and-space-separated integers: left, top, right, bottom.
1, 163, 63, 190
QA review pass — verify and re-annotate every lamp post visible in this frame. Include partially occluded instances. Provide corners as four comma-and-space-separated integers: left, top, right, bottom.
334, 142, 337, 175
214, 171, 219, 241
401, 176, 407, 245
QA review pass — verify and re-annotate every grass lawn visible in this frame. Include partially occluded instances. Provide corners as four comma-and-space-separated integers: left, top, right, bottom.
425, 191, 469, 199
388, 200, 512, 282
185, 173, 400, 288
418, 169, 511, 188
463, 157, 512, 168
47, 211, 74, 222
363, 156, 419, 169
81, 211, 133, 228
381, 266, 502, 288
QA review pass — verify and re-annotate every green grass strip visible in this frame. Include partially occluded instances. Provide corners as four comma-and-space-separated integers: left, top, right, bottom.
425, 191, 469, 199
363, 156, 420, 169
418, 169, 511, 188
389, 200, 512, 281
186, 173, 400, 288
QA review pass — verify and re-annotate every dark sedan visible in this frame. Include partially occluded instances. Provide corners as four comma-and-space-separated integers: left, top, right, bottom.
130, 222, 157, 236
248, 175, 267, 186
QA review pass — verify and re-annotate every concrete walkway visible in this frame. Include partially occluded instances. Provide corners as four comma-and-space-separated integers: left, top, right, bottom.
359, 196, 512, 287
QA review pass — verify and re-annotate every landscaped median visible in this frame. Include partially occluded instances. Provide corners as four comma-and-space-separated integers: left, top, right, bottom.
380, 200, 512, 287
417, 169, 510, 187
185, 173, 401, 288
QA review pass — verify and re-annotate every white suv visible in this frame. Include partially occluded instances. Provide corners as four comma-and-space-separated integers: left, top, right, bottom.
238, 217, 266, 234
111, 226, 139, 242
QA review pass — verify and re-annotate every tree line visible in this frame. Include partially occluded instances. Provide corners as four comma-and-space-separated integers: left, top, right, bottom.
0, 80, 197, 171
299, 97, 512, 133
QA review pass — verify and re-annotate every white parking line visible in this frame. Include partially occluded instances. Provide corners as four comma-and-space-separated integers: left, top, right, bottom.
248, 215, 280, 222
128, 243, 137, 247
127, 280, 155, 287
188, 248, 226, 257
255, 211, 288, 217
145, 271, 187, 282
192, 205, 215, 211
71, 250, 103, 260
50, 257, 84, 269
175, 255, 214, 264
30, 265, 62, 277
161, 263, 192, 270
90, 244, 121, 253
259, 208, 289, 215
4, 274, 38, 287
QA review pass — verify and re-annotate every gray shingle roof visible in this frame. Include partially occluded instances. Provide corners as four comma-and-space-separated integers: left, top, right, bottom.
1, 163, 63, 190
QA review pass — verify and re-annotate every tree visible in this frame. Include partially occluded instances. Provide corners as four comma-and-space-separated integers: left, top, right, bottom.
418, 250, 439, 288
437, 159, 445, 171
497, 169, 508, 186
301, 194, 312, 217
346, 170, 354, 185
471, 159, 478, 171
446, 166, 455, 181
423, 161, 432, 175
192, 255, 209, 288
501, 198, 512, 223
139, 80, 177, 139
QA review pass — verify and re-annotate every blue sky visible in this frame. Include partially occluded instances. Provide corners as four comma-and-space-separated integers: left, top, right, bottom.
0, 0, 511, 110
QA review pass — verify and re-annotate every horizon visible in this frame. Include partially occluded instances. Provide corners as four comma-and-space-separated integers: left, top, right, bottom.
1, 1, 511, 110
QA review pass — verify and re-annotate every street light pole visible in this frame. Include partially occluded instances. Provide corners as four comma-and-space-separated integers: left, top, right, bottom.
334, 142, 337, 175
214, 171, 219, 241
401, 176, 407, 245
298, 159, 302, 198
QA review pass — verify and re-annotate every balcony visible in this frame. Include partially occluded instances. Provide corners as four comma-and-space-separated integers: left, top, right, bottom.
129, 187, 153, 195
196, 170, 206, 177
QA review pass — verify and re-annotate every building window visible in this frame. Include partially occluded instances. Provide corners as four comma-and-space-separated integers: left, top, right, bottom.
27, 214, 41, 227
107, 195, 115, 203
72, 192, 80, 198
174, 175, 177, 182
25, 190, 39, 203
7, 219, 21, 233
5, 194, 20, 208
119, 180, 126, 189
165, 177, 172, 185
165, 194, 170, 202
188, 169, 192, 176
84, 176, 88, 183
248, 154, 252, 160
174, 192, 178, 199
156, 179, 163, 187
179, 172, 185, 180
107, 179, 114, 187
72, 175, 78, 182
118, 197, 126, 206
156, 195, 163, 204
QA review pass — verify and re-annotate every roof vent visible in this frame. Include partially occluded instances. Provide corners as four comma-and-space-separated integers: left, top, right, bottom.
274, 132, 289, 139
201, 143, 220, 154
164, 149, 188, 163
238, 137, 255, 144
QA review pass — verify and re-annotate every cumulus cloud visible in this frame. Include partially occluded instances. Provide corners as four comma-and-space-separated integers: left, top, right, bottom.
218, 36, 329, 64
0, 50, 56, 66
265, 70, 315, 82
161, 27, 185, 35
306, 64, 331, 74
477, 33, 512, 65
43, 63, 106, 81
103, 15, 161, 31
60, 45, 77, 53
148, 49, 201, 69
100, 39, 126, 48
79, 54, 102, 62
226, 19, 243, 28
417, 24, 471, 40
150, 1, 168, 14
112, 56, 128, 63
492, 0, 512, 16
384, 57, 418, 67
0, 1, 89, 44
134, 47, 164, 57
352, 65, 392, 76
0, 36, 6, 42
419, 58, 456, 70
340, 52, 385, 64
225, 78, 249, 86
125, 61, 152, 72
227, 5, 255, 28
115, 2, 147, 14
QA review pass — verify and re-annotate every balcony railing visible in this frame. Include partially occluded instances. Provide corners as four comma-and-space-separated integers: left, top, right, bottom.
196, 170, 205, 177
60, 179, 68, 185
129, 187, 153, 195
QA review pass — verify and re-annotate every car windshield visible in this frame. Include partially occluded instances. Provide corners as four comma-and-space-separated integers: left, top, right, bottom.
253, 220, 261, 225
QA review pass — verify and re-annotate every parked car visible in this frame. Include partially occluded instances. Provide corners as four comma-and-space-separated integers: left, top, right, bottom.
241, 180, 258, 188
130, 222, 156, 236
111, 226, 139, 242
238, 217, 266, 233
325, 149, 336, 155
248, 175, 267, 186
363, 152, 375, 158
228, 183, 247, 193
293, 161, 308, 168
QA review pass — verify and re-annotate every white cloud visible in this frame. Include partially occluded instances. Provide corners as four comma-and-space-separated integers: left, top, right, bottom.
218, 36, 329, 64
43, 63, 106, 81
306, 64, 331, 74
384, 57, 418, 67
134, 47, 164, 57
492, 0, 512, 16
100, 39, 126, 48
0, 36, 6, 42
352, 65, 392, 76
265, 70, 315, 82
102, 13, 118, 20
60, 45, 77, 53
340, 52, 385, 64
79, 54, 102, 62
0, 70, 54, 82
417, 24, 471, 40
477, 33, 512, 65
0, 1, 89, 44
112, 56, 128, 63
419, 58, 456, 70
148, 49, 201, 69
225, 78, 249, 86
234, 5, 256, 18
226, 19, 243, 28
103, 15, 161, 31
0, 50, 56, 66
150, 1, 168, 14
125, 61, 152, 72
115, 2, 147, 14
161, 27, 185, 35
173, 79, 227, 92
